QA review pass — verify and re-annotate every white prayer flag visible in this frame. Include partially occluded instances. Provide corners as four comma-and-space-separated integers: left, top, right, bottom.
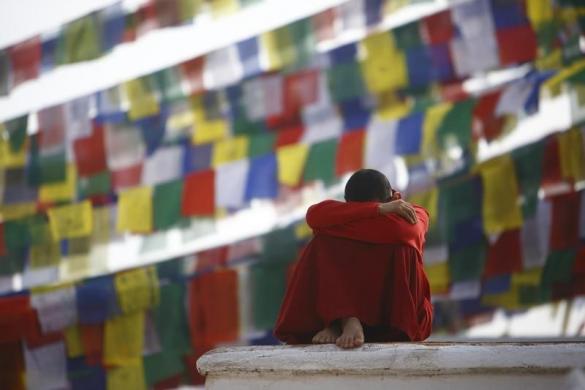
215, 159, 250, 209
141, 145, 184, 186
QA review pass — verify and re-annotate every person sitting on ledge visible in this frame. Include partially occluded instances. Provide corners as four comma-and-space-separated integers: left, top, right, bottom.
274, 169, 433, 348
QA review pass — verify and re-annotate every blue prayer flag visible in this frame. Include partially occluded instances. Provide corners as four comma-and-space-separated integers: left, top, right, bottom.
100, 3, 126, 52
395, 112, 423, 155
182, 141, 212, 174
76, 276, 119, 324
245, 153, 278, 200
237, 37, 262, 79
482, 274, 511, 295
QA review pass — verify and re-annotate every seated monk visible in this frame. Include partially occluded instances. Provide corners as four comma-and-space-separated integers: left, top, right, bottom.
274, 169, 433, 348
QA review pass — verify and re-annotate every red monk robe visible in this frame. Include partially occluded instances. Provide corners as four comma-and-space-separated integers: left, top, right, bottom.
274, 200, 433, 344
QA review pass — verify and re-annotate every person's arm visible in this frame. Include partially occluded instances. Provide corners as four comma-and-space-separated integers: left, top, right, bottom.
313, 206, 429, 248
306, 200, 380, 229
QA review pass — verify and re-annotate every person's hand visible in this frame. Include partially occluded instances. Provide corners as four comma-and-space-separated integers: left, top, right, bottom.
378, 199, 418, 224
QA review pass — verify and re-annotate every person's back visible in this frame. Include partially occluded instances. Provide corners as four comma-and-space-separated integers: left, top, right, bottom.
274, 169, 433, 348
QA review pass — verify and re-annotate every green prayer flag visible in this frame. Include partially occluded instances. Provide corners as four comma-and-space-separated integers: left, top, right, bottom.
0, 249, 26, 276
518, 284, 551, 306
153, 180, 184, 230
260, 226, 298, 263
251, 261, 290, 330
144, 351, 185, 386
3, 115, 28, 152
78, 171, 111, 198
393, 21, 423, 50
248, 133, 275, 157
448, 241, 487, 282
438, 174, 482, 242
327, 62, 366, 102
3, 219, 31, 253
288, 18, 315, 69
0, 50, 9, 95
436, 99, 475, 152
156, 258, 185, 280
303, 139, 337, 184
59, 13, 102, 64
511, 139, 545, 218
541, 249, 576, 285
151, 67, 185, 104
152, 282, 191, 352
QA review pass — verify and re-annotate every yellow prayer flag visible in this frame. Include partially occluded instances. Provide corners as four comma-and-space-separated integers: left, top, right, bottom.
191, 95, 228, 144
535, 49, 563, 72
408, 188, 438, 224
422, 103, 452, 158
116, 187, 153, 234
526, 0, 553, 27
482, 287, 523, 310
260, 28, 296, 71
512, 267, 543, 287
0, 203, 37, 221
104, 311, 145, 367
29, 242, 61, 268
0, 137, 27, 168
376, 91, 411, 120
124, 78, 159, 121
39, 164, 77, 203
114, 267, 159, 314
209, 0, 239, 16
542, 58, 585, 97
64, 326, 84, 358
107, 361, 146, 390
277, 143, 309, 187
475, 155, 523, 235
48, 200, 93, 240
211, 136, 249, 167
92, 206, 111, 245
360, 32, 408, 94
424, 261, 449, 294
558, 128, 585, 183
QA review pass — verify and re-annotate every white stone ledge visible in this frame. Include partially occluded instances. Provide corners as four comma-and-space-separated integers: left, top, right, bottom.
197, 342, 585, 390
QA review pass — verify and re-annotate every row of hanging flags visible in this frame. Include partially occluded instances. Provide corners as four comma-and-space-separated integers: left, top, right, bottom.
0, 0, 427, 97
0, 0, 584, 387
0, 129, 585, 389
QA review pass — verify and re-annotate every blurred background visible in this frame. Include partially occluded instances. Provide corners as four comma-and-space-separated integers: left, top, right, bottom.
0, 0, 584, 388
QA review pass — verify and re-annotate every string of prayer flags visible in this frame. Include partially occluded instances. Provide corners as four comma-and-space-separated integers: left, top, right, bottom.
48, 200, 93, 240
114, 266, 159, 314
117, 186, 153, 233
476, 155, 523, 235
182, 170, 215, 216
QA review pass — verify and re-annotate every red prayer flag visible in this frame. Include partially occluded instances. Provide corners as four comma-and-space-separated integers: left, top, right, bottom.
181, 57, 206, 94
421, 10, 453, 45
496, 25, 537, 66
438, 80, 469, 102
136, 2, 160, 38
74, 124, 107, 176
472, 90, 504, 142
483, 229, 523, 278
188, 268, 239, 347
112, 163, 143, 192
0, 295, 33, 343
9, 36, 41, 88
549, 192, 580, 251
80, 324, 103, 366
541, 136, 563, 191
196, 246, 228, 272
573, 246, 585, 275
335, 129, 365, 176
155, 0, 181, 28
283, 69, 319, 113
38, 105, 66, 150
182, 170, 215, 216
0, 341, 25, 390
274, 125, 304, 148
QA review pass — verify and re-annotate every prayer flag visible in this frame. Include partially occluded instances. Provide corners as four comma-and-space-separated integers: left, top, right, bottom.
360, 32, 408, 93
237, 37, 262, 78
364, 117, 397, 173
104, 123, 146, 171
153, 179, 183, 230
336, 128, 366, 177
393, 21, 423, 50
114, 266, 159, 314
251, 261, 290, 330
521, 198, 551, 269
191, 94, 228, 144
8, 36, 41, 88
0, 50, 10, 95
395, 112, 423, 155
549, 192, 580, 251
304, 139, 337, 184
112, 163, 143, 192
205, 46, 242, 89
123, 77, 160, 121
215, 160, 249, 209
497, 25, 538, 65
99, 3, 126, 52
74, 124, 107, 176
182, 170, 215, 216
541, 249, 577, 286
182, 142, 212, 173
104, 311, 145, 366
327, 61, 366, 102
421, 10, 453, 44
245, 154, 278, 200
181, 57, 205, 94
483, 230, 523, 278
31, 285, 77, 333
211, 136, 249, 167
136, 109, 168, 156
48, 200, 93, 240
277, 143, 309, 186
152, 282, 191, 352
76, 277, 119, 325
476, 155, 523, 235
425, 261, 449, 294
60, 14, 102, 64
312, 9, 336, 43
448, 241, 487, 282
141, 144, 184, 186
117, 186, 153, 233
107, 361, 146, 390
24, 341, 68, 390
558, 127, 585, 184
436, 99, 475, 153
512, 139, 545, 217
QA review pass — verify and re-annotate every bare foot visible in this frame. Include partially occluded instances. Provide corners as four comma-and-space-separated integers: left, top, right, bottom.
336, 317, 364, 349
312, 324, 340, 344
